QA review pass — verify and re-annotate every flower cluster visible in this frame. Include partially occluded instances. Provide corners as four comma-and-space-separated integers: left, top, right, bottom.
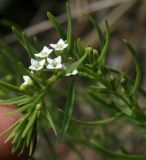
21, 39, 78, 88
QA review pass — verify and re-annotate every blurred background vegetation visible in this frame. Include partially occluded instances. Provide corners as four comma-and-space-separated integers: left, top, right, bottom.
0, 0, 146, 159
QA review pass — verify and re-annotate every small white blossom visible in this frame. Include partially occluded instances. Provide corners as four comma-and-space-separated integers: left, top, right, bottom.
29, 58, 45, 71
50, 39, 68, 51
66, 69, 78, 76
34, 46, 53, 58
47, 56, 62, 69
22, 75, 32, 86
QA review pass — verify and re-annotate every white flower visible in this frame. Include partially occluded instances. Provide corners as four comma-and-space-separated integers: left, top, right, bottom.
50, 39, 68, 51
22, 75, 32, 86
29, 58, 45, 71
47, 56, 62, 69
34, 46, 53, 58
66, 69, 78, 76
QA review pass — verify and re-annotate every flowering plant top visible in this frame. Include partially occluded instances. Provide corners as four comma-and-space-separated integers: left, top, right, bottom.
0, 3, 144, 160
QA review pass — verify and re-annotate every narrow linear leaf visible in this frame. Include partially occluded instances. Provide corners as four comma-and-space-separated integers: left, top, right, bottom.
12, 27, 24, 44
98, 20, 110, 64
12, 137, 22, 154
0, 95, 31, 105
124, 40, 142, 95
77, 38, 85, 57
12, 27, 36, 58
91, 140, 146, 160
46, 109, 57, 136
18, 139, 27, 156
0, 19, 21, 30
23, 33, 36, 57
47, 12, 66, 39
34, 36, 42, 51
72, 113, 121, 126
22, 110, 37, 138
27, 127, 33, 147
29, 137, 36, 156
89, 91, 113, 108
0, 39, 12, 53
66, 51, 88, 75
0, 43, 24, 80
8, 103, 33, 116
90, 86, 112, 94
0, 80, 20, 92
0, 119, 20, 137
84, 13, 104, 50
0, 47, 20, 72
66, 2, 73, 53
60, 79, 75, 138
4, 115, 29, 143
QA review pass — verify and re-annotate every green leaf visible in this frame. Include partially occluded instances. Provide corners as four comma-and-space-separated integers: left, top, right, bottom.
114, 98, 132, 116
89, 91, 113, 108
0, 19, 21, 30
46, 108, 57, 136
33, 36, 42, 51
0, 119, 20, 137
0, 95, 31, 105
66, 2, 73, 53
72, 113, 121, 126
29, 136, 36, 156
12, 27, 36, 58
66, 51, 88, 75
8, 103, 34, 116
84, 13, 104, 50
77, 38, 85, 57
47, 12, 66, 40
0, 40, 19, 63
124, 40, 142, 96
22, 110, 37, 138
91, 140, 146, 160
60, 79, 75, 138
0, 80, 20, 92
27, 127, 33, 147
23, 33, 37, 57
0, 49, 19, 76
98, 20, 110, 64
0, 39, 23, 78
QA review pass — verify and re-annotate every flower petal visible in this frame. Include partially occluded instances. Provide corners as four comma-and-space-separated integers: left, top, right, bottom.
58, 39, 65, 45
72, 69, 78, 75
42, 46, 53, 54
46, 64, 54, 69
34, 52, 42, 57
39, 59, 45, 66
23, 75, 31, 85
55, 63, 62, 69
54, 56, 61, 63
29, 65, 36, 70
63, 43, 68, 49
50, 44, 57, 48
31, 58, 38, 65
47, 58, 53, 64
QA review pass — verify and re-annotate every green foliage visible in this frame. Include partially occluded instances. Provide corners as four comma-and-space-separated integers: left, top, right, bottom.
47, 12, 66, 40
0, 3, 145, 160
60, 79, 75, 138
